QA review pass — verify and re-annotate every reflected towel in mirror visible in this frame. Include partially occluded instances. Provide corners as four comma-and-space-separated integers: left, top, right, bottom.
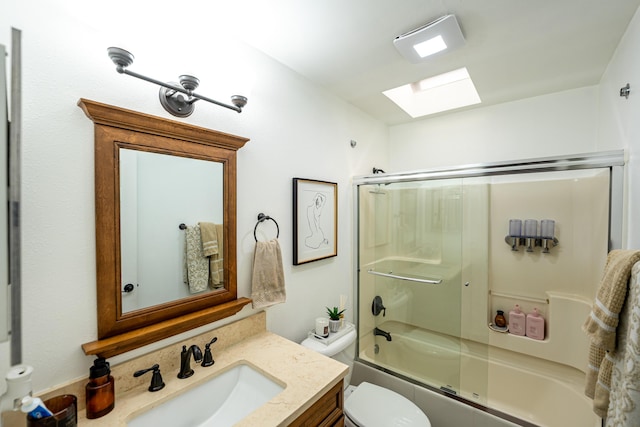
200, 222, 224, 287
184, 224, 209, 293
251, 239, 286, 309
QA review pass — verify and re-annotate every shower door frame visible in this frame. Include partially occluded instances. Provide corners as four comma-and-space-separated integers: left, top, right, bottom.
352, 150, 624, 421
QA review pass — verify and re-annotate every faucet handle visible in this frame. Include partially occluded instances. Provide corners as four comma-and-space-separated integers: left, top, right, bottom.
372, 296, 386, 317
133, 364, 165, 392
202, 337, 218, 367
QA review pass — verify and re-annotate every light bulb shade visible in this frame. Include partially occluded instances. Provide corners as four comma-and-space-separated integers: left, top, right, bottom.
231, 95, 248, 109
393, 14, 465, 63
107, 47, 134, 68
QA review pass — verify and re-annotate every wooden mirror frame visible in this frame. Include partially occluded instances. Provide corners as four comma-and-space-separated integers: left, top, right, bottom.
78, 99, 251, 358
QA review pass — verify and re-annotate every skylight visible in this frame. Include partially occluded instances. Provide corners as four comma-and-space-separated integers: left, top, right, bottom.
383, 67, 481, 118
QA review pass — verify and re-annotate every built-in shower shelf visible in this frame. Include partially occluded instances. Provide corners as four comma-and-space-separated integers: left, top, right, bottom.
489, 290, 549, 305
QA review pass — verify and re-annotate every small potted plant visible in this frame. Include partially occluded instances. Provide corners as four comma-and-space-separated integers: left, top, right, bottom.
326, 306, 345, 333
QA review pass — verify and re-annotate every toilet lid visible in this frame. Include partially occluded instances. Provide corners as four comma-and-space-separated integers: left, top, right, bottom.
300, 329, 356, 356
345, 382, 431, 427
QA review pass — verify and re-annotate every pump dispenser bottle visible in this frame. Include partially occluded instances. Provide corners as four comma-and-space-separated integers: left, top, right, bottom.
509, 304, 526, 336
85, 357, 115, 419
526, 308, 545, 340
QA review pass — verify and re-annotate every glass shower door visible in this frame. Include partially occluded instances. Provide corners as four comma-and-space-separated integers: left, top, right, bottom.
357, 179, 465, 395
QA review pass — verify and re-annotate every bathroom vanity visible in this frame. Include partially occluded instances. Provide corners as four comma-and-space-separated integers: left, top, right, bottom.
38, 312, 347, 426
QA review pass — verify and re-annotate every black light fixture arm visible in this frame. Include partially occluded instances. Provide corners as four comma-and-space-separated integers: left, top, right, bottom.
108, 47, 247, 117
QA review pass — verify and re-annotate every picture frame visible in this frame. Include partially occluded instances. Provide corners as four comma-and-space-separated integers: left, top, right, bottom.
293, 178, 338, 265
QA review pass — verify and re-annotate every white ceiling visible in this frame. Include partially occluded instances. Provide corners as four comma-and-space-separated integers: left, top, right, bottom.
232, 1, 640, 125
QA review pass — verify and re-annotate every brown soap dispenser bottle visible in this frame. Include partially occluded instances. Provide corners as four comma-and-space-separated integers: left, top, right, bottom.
85, 357, 115, 419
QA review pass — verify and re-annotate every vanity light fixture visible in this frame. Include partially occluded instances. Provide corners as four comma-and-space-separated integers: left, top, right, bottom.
107, 47, 248, 117
393, 14, 465, 63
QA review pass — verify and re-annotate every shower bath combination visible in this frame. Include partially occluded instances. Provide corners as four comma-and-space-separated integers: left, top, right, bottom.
353, 151, 624, 427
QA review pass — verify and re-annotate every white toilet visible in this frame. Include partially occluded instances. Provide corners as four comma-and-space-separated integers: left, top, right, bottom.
301, 326, 431, 427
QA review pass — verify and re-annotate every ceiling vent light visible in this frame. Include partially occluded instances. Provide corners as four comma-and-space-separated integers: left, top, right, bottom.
393, 14, 465, 63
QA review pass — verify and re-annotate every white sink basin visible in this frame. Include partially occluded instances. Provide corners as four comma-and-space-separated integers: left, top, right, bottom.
127, 363, 285, 427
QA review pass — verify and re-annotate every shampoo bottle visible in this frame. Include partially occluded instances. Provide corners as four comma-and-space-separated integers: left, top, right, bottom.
509, 304, 526, 336
85, 357, 115, 419
526, 308, 545, 340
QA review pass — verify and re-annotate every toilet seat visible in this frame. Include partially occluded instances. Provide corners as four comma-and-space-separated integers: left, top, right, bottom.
344, 382, 431, 427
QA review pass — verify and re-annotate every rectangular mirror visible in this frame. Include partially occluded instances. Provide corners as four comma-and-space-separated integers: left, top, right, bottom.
79, 99, 251, 357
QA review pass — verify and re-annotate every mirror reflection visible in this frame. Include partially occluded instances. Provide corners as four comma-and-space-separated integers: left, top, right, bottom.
119, 148, 225, 313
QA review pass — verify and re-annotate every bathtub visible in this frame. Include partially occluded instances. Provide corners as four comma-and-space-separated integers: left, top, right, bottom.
358, 321, 600, 427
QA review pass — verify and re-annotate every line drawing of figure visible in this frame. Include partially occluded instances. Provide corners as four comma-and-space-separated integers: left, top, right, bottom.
305, 192, 329, 249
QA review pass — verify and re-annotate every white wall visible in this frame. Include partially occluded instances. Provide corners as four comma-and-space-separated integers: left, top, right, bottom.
597, 6, 640, 248
388, 86, 599, 171
0, 2, 388, 394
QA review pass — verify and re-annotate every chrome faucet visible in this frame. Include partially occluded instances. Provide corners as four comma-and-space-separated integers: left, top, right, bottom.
374, 327, 392, 341
177, 344, 203, 379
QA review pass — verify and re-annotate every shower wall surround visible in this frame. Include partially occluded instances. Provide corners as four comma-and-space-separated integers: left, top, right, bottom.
353, 151, 623, 427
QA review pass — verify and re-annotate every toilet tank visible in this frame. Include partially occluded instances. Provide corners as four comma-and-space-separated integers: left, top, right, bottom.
301, 326, 357, 385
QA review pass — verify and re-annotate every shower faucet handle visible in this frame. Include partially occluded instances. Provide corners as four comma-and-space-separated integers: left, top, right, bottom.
372, 296, 386, 317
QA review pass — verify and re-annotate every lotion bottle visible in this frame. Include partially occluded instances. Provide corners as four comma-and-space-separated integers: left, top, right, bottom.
85, 357, 115, 419
509, 304, 526, 336
526, 307, 545, 340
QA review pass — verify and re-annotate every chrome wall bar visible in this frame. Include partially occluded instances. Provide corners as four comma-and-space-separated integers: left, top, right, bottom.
367, 269, 442, 284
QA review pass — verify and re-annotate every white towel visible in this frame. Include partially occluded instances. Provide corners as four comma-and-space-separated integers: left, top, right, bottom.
184, 224, 209, 294
251, 239, 286, 309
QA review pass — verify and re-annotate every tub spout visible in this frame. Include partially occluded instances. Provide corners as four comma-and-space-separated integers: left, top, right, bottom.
374, 327, 392, 341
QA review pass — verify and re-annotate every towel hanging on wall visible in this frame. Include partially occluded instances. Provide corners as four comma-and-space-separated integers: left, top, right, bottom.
583, 249, 640, 418
605, 260, 640, 425
251, 239, 286, 309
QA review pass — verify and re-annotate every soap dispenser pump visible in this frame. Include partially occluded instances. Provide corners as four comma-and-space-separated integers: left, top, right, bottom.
526, 307, 545, 340
509, 304, 526, 336
85, 357, 115, 419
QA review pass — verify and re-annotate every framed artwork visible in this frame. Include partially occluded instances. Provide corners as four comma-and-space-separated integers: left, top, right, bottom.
293, 178, 338, 265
